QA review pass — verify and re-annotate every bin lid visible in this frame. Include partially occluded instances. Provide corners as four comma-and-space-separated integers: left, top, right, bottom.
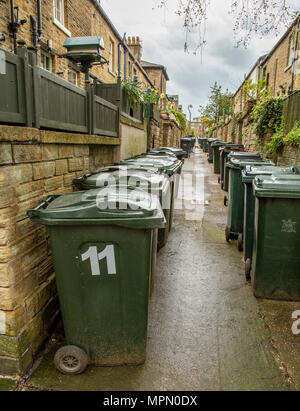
158, 147, 185, 155
120, 157, 182, 176
220, 145, 244, 153
228, 151, 261, 159
141, 151, 177, 159
227, 157, 273, 170
73, 167, 170, 191
242, 165, 299, 183
27, 187, 166, 228
253, 175, 300, 198
211, 141, 226, 147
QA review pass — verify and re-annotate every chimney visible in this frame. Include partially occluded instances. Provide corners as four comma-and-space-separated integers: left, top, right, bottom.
126, 36, 142, 63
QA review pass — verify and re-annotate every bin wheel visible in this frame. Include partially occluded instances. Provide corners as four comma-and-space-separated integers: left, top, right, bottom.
245, 258, 251, 281
237, 234, 243, 252
224, 196, 228, 207
225, 225, 231, 243
218, 176, 220, 184
54, 345, 88, 375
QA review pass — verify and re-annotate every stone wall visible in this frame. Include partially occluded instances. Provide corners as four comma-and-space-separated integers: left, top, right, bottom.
0, 125, 119, 376
119, 115, 147, 160
149, 120, 162, 149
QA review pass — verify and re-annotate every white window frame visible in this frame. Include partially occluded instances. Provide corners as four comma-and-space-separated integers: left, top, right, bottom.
40, 49, 53, 73
53, 0, 71, 37
109, 39, 115, 75
68, 69, 78, 86
286, 35, 295, 70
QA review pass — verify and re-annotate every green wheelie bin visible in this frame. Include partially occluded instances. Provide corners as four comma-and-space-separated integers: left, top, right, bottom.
211, 141, 226, 174
206, 138, 220, 163
219, 144, 244, 188
119, 157, 182, 231
131, 153, 183, 200
27, 187, 165, 373
73, 166, 172, 250
180, 137, 193, 158
202, 138, 210, 153
223, 151, 261, 194
242, 165, 299, 280
225, 157, 274, 248
252, 175, 300, 301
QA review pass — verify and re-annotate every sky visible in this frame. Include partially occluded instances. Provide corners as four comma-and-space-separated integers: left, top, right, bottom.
100, 0, 298, 119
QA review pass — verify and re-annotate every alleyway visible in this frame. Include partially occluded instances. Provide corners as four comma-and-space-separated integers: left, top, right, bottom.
24, 148, 294, 391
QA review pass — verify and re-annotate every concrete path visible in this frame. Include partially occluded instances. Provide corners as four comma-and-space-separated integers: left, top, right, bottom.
25, 149, 292, 391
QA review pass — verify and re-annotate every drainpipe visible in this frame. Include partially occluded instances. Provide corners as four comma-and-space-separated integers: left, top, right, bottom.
37, 0, 42, 40
10, 0, 17, 53
30, 15, 38, 49
118, 33, 128, 80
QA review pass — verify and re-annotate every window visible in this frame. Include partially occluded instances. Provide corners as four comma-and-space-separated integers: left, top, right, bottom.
68, 69, 77, 85
287, 35, 295, 68
40, 50, 53, 72
109, 40, 115, 73
54, 0, 64, 25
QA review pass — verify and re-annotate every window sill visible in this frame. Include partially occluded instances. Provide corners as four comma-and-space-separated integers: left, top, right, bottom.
53, 17, 71, 37
284, 63, 292, 72
108, 69, 117, 78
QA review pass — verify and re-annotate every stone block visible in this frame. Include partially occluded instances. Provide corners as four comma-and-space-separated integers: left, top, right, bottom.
74, 145, 89, 157
55, 159, 68, 175
0, 164, 33, 187
68, 157, 84, 172
13, 145, 41, 163
41, 145, 59, 161
58, 145, 73, 159
44, 176, 63, 192
0, 187, 15, 209
0, 144, 13, 165
33, 161, 55, 180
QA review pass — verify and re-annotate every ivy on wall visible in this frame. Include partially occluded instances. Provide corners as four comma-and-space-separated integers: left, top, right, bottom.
252, 97, 284, 139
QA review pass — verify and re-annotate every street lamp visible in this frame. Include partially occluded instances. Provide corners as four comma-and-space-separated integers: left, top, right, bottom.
188, 104, 193, 130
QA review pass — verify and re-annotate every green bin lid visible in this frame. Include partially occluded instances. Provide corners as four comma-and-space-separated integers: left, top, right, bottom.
227, 157, 274, 170
253, 175, 300, 199
242, 165, 299, 183
219, 145, 244, 153
211, 141, 226, 147
27, 187, 166, 228
119, 157, 182, 176
73, 167, 169, 191
141, 151, 177, 159
152, 147, 186, 155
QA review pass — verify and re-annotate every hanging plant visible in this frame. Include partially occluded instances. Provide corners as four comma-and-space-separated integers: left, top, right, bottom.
122, 79, 146, 108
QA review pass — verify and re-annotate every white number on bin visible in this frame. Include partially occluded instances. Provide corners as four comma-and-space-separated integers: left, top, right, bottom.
81, 245, 116, 276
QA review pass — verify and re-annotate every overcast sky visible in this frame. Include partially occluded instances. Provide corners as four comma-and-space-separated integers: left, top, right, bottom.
101, 0, 298, 119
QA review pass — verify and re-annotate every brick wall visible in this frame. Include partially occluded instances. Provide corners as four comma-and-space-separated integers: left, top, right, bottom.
0, 125, 118, 376
0, 0, 151, 88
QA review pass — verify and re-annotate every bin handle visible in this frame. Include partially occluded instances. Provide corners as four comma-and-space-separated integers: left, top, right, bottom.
27, 195, 57, 218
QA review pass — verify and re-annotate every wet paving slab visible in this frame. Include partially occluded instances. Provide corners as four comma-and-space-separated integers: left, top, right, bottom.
25, 148, 294, 391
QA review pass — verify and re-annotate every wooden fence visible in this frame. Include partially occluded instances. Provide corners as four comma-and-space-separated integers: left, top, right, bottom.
0, 47, 149, 137
283, 90, 300, 133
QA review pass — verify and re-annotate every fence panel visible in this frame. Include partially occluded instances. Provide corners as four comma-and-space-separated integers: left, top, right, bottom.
283, 90, 300, 133
93, 95, 119, 137
0, 49, 27, 125
35, 67, 89, 133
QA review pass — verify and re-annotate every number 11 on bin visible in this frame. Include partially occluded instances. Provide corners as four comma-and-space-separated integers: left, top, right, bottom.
81, 245, 117, 276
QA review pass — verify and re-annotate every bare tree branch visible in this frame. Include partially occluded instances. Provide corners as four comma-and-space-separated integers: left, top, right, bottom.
154, 0, 297, 52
